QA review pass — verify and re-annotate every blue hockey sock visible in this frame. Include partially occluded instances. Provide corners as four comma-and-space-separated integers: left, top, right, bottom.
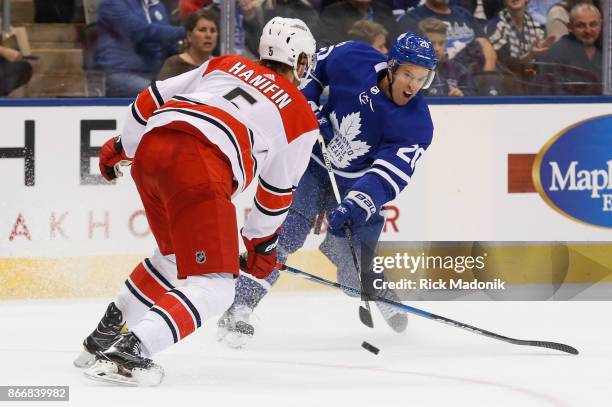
233, 268, 280, 310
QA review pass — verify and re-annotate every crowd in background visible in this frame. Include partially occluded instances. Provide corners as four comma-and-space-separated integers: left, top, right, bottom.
0, 0, 606, 97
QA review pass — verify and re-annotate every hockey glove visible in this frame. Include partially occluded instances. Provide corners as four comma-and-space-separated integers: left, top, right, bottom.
241, 230, 278, 279
327, 191, 376, 237
99, 135, 130, 181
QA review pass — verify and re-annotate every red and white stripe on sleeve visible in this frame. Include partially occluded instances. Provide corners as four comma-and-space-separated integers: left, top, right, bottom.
253, 178, 295, 217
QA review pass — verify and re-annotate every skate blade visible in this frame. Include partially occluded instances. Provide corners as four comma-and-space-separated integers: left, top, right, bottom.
222, 331, 252, 349
83, 360, 164, 387
73, 349, 96, 368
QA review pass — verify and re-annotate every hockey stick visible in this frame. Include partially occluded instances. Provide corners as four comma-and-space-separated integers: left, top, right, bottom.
317, 135, 374, 328
280, 264, 579, 355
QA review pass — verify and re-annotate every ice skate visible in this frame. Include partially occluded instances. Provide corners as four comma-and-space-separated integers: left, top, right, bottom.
375, 289, 408, 333
83, 332, 164, 386
74, 302, 126, 368
216, 304, 255, 349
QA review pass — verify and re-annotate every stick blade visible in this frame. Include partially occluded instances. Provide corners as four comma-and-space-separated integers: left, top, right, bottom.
359, 305, 374, 328
524, 340, 579, 355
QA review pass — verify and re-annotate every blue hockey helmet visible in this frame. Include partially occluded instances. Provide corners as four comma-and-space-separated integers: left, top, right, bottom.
388, 32, 437, 89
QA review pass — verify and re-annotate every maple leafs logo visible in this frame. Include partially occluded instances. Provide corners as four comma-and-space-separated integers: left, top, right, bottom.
328, 111, 370, 168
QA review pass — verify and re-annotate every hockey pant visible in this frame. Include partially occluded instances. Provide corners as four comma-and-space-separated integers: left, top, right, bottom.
233, 160, 385, 310
115, 249, 235, 356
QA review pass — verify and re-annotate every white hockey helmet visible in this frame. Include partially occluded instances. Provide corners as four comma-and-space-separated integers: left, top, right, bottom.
259, 17, 317, 82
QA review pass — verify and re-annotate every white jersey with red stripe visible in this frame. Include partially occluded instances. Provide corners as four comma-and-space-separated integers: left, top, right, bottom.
120, 55, 319, 238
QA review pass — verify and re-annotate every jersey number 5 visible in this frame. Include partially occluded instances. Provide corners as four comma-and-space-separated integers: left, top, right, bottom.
223, 87, 258, 110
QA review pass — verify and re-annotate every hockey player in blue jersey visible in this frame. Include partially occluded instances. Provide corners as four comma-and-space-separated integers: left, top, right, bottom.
218, 32, 437, 348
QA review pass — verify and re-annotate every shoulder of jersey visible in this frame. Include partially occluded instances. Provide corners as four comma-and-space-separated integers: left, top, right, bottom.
327, 41, 387, 76
403, 98, 433, 139
280, 84, 319, 143
332, 41, 386, 60
201, 55, 249, 76
412, 94, 432, 115
388, 95, 432, 126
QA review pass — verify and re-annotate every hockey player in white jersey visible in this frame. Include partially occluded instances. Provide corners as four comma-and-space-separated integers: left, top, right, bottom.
74, 17, 318, 386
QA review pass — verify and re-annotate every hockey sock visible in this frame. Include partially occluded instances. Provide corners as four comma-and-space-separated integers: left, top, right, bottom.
319, 234, 362, 298
132, 273, 234, 356
233, 268, 279, 310
231, 242, 287, 310
116, 256, 176, 329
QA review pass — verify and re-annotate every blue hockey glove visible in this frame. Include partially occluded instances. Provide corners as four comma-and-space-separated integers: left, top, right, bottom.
327, 191, 376, 236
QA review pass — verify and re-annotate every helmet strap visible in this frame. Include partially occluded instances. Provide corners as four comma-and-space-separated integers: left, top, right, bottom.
387, 69, 397, 105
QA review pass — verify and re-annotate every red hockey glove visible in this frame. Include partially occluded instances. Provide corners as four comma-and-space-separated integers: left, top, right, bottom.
241, 230, 278, 279
99, 135, 130, 181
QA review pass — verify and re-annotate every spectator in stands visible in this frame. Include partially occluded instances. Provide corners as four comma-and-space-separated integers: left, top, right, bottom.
176, 0, 262, 57
486, 0, 555, 72
398, 0, 498, 71
347, 20, 389, 54
178, 0, 212, 21
317, 0, 398, 47
97, 0, 185, 97
204, 0, 264, 58
526, 0, 559, 25
158, 9, 218, 80
419, 17, 475, 96
0, 45, 32, 96
389, 0, 421, 20
160, 0, 181, 24
546, 0, 593, 41
541, 2, 602, 79
456, 0, 504, 20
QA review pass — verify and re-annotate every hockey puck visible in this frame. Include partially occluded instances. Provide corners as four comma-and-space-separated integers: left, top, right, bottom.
361, 341, 380, 355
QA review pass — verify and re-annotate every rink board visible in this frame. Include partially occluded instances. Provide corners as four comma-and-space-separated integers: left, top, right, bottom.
1, 101, 611, 298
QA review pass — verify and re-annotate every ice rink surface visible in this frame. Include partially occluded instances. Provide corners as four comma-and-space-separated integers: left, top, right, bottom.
0, 291, 610, 407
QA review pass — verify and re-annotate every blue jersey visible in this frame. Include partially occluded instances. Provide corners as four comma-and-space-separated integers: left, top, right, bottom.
301, 41, 434, 212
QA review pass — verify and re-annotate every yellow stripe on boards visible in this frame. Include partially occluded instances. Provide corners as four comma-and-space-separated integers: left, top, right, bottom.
3, 244, 609, 300
0, 252, 336, 299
